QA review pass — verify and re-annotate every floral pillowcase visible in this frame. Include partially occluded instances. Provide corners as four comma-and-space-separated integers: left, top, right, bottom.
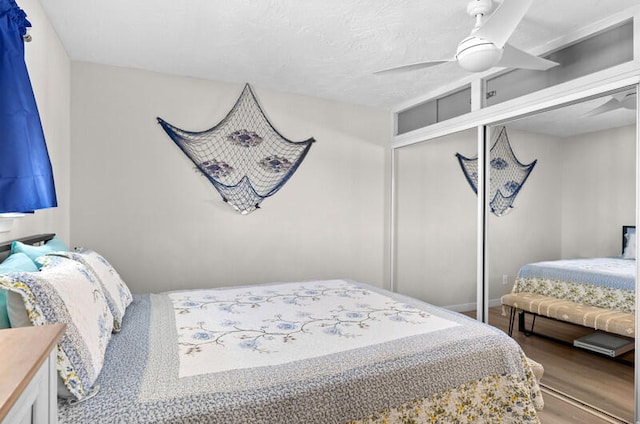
49, 248, 133, 332
0, 255, 113, 400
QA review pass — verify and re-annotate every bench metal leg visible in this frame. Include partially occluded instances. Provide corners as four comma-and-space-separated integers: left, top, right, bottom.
507, 307, 516, 336
518, 310, 536, 336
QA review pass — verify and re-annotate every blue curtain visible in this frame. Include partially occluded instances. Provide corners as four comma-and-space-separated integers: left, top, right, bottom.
0, 0, 56, 213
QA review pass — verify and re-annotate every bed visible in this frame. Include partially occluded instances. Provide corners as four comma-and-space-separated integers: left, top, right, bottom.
0, 234, 543, 423
502, 225, 636, 339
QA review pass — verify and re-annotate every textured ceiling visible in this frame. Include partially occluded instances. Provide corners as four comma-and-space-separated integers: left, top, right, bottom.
38, 0, 640, 111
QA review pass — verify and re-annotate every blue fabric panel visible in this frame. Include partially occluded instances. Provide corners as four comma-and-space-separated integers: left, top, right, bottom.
517, 257, 635, 290
0, 0, 57, 213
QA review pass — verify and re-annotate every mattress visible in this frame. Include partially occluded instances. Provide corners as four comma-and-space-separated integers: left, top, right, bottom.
513, 257, 636, 313
59, 279, 542, 423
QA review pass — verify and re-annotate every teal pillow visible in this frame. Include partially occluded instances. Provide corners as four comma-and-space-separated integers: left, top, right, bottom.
0, 252, 39, 273
0, 252, 39, 328
0, 289, 11, 330
11, 236, 69, 263
0, 292, 7, 329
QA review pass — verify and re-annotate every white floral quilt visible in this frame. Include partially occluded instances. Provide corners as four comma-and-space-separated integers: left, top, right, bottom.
170, 281, 459, 377
59, 279, 542, 423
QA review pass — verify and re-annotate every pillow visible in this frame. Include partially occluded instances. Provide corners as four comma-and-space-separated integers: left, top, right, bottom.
7, 291, 30, 327
623, 232, 636, 259
11, 236, 69, 263
0, 252, 38, 272
0, 292, 8, 329
0, 252, 39, 329
0, 255, 113, 400
48, 248, 133, 332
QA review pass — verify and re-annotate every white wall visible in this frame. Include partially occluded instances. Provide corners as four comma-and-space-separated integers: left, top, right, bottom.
70, 62, 390, 293
0, 0, 70, 244
561, 124, 636, 258
395, 129, 477, 307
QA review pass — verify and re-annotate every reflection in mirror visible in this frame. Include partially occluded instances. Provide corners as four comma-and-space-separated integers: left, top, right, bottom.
394, 129, 477, 309
488, 88, 636, 422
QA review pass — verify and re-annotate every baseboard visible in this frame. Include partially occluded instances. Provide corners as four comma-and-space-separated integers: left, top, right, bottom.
444, 298, 502, 313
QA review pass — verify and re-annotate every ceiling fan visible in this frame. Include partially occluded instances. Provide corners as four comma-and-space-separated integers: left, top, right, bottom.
375, 0, 558, 74
583, 92, 637, 117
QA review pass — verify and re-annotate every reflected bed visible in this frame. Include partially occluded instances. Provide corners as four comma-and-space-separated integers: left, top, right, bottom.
502, 226, 636, 339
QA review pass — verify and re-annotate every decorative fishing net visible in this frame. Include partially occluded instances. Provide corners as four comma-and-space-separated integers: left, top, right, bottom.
456, 126, 536, 216
158, 84, 314, 214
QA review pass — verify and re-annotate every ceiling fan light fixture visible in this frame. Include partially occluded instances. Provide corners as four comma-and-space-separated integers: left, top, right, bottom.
455, 36, 503, 72
374, 0, 540, 75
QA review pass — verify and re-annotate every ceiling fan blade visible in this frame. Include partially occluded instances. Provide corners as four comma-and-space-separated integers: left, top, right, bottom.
497, 44, 558, 70
612, 91, 637, 105
475, 0, 534, 48
374, 59, 454, 75
612, 92, 628, 102
582, 98, 624, 117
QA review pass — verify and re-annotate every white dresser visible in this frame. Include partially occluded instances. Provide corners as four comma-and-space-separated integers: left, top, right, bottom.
0, 324, 65, 424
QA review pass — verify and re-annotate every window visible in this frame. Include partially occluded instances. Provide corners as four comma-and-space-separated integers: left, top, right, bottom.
397, 86, 471, 135
485, 20, 633, 106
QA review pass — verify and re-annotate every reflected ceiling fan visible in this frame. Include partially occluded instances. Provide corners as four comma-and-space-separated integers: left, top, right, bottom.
375, 0, 558, 74
583, 92, 637, 117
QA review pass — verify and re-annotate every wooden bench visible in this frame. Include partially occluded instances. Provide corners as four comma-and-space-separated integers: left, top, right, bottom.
501, 292, 635, 339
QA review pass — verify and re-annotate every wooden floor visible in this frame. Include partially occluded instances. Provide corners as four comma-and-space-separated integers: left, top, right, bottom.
468, 307, 635, 424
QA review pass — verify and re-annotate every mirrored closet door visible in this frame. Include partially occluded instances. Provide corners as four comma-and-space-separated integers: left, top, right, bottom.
487, 87, 637, 423
394, 129, 477, 310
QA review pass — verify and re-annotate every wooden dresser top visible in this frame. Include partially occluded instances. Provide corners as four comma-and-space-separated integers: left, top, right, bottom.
0, 324, 66, 421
